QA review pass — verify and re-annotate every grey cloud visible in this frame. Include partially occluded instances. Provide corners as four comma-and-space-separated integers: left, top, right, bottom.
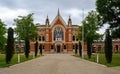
0, 0, 96, 10
0, 0, 96, 26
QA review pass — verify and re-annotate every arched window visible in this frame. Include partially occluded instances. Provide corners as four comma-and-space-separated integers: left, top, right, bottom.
53, 27, 64, 41
42, 36, 45, 41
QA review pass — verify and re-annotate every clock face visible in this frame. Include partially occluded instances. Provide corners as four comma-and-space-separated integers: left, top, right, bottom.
53, 26, 64, 41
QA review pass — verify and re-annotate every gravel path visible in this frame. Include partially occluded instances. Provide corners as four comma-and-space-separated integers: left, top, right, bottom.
0, 54, 120, 74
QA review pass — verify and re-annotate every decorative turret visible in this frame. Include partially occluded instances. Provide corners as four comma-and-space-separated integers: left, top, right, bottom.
45, 15, 49, 27
68, 15, 72, 27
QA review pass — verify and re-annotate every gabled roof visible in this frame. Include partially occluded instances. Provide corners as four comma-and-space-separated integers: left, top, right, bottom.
50, 9, 67, 28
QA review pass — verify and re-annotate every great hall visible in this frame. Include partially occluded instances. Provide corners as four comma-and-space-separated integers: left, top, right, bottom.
30, 10, 79, 53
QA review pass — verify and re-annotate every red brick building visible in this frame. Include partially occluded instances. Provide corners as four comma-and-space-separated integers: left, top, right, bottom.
30, 10, 79, 53
92, 39, 120, 53
15, 10, 120, 54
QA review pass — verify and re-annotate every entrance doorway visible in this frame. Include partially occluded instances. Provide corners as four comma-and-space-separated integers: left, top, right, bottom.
57, 45, 61, 53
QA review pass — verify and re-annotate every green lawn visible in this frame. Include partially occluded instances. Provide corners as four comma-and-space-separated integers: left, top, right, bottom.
0, 54, 40, 67
73, 53, 120, 67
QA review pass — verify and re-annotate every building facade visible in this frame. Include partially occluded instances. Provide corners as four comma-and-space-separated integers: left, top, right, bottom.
14, 10, 120, 54
30, 10, 79, 53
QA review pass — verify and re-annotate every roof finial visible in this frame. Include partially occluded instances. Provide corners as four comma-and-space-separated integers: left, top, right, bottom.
58, 8, 60, 16
46, 14, 49, 26
68, 15, 72, 27
69, 15, 71, 19
47, 14, 48, 19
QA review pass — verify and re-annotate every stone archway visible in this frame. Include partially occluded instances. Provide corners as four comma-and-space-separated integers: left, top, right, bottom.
54, 41, 63, 53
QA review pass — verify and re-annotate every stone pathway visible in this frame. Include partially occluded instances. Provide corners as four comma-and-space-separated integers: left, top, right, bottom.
0, 54, 120, 74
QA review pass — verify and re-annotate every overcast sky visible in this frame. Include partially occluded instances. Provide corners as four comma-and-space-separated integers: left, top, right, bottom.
0, 0, 107, 34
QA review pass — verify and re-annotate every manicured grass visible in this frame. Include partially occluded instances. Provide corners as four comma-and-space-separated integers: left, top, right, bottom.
0, 54, 40, 67
73, 53, 120, 67
98, 53, 120, 67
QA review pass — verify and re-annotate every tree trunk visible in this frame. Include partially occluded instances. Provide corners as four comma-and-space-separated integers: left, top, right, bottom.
87, 38, 92, 59
25, 37, 30, 58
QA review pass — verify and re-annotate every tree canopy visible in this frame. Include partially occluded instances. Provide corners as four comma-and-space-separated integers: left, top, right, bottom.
96, 0, 120, 38
0, 19, 6, 51
14, 13, 37, 58
78, 10, 102, 42
14, 13, 37, 40
78, 10, 102, 58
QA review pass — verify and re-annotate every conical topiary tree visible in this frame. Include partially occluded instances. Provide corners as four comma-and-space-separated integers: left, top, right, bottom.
79, 41, 82, 57
39, 44, 42, 55
35, 41, 38, 57
75, 44, 78, 55
6, 27, 14, 64
105, 29, 112, 63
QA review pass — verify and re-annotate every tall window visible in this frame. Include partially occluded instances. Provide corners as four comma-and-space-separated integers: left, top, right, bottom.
72, 35, 75, 41
42, 36, 45, 41
53, 27, 64, 41
76, 37, 78, 41
98, 45, 101, 52
39, 36, 41, 41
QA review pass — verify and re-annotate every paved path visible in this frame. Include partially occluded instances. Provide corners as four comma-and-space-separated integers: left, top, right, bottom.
0, 54, 120, 74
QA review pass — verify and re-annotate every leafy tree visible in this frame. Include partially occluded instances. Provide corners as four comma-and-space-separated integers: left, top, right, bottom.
78, 10, 102, 59
96, 0, 120, 38
14, 13, 37, 58
79, 41, 82, 57
0, 19, 6, 53
6, 27, 14, 64
105, 29, 112, 63
111, 28, 120, 38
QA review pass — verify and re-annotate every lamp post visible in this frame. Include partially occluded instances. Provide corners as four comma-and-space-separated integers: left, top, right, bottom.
18, 50, 20, 63
17, 38, 20, 63
96, 39, 99, 63
82, 9, 84, 58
